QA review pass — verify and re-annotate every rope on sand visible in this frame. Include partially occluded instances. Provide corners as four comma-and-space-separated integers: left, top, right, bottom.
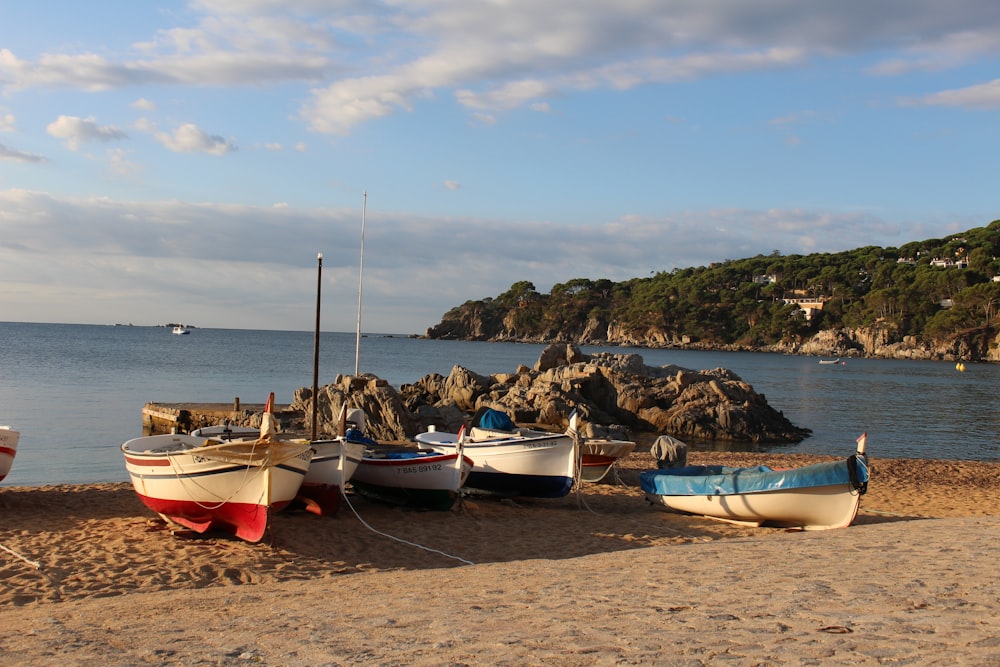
0, 542, 41, 569
341, 490, 475, 566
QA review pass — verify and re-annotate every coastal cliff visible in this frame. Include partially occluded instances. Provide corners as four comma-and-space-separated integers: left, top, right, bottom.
427, 312, 1000, 363
425, 220, 1000, 362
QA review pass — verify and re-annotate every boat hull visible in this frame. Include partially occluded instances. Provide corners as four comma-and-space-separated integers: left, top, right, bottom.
350, 448, 473, 511
299, 439, 365, 515
189, 427, 364, 516
580, 439, 635, 483
416, 428, 575, 498
645, 483, 864, 530
640, 455, 869, 531
0, 427, 19, 483
121, 434, 311, 542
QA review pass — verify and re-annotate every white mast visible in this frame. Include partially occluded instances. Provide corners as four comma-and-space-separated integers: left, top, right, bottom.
354, 191, 367, 375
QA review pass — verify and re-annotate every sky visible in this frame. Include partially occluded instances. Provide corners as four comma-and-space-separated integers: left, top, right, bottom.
1, 1, 998, 334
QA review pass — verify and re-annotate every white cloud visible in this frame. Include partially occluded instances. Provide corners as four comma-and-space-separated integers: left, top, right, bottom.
0, 144, 47, 163
131, 97, 157, 111
442, 180, 460, 191
0, 112, 15, 132
46, 115, 127, 151
107, 148, 142, 176
1, 188, 970, 333
3, 3, 995, 136
901, 79, 1000, 110
135, 119, 237, 155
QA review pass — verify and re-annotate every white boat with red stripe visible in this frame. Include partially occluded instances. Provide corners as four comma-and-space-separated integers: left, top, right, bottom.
0, 426, 19, 483
121, 394, 312, 542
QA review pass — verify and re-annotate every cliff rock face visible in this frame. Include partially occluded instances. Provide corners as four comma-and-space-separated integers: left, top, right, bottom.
291, 344, 811, 445
785, 326, 1000, 362
427, 308, 1000, 363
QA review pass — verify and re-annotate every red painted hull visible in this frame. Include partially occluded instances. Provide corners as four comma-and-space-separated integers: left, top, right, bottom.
296, 483, 344, 516
136, 493, 292, 543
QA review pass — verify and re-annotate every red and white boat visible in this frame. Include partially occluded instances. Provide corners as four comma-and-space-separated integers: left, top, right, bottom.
580, 438, 636, 483
189, 426, 365, 517
0, 426, 19, 483
122, 395, 312, 542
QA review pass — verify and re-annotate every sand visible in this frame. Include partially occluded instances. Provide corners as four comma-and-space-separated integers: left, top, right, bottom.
2, 449, 1000, 665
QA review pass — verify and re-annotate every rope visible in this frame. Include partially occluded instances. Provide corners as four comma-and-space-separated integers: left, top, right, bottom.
170, 443, 265, 511
569, 426, 601, 515
340, 488, 475, 566
0, 542, 41, 569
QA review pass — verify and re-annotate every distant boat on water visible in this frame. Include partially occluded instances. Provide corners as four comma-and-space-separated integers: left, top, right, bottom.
819, 358, 844, 365
172, 325, 190, 335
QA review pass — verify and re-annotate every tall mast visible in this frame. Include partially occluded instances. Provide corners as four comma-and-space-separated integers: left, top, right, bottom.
354, 191, 367, 375
311, 252, 323, 440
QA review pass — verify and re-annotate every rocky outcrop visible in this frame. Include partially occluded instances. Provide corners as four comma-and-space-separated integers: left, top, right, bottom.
291, 374, 420, 441
289, 343, 811, 445
783, 325, 1000, 362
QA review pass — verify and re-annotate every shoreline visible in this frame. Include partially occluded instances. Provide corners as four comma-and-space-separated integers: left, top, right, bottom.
2, 451, 999, 664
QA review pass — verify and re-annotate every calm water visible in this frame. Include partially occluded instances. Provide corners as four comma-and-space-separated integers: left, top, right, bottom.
2, 322, 998, 486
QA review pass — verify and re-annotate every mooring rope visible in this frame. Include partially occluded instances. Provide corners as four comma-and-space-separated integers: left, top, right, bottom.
170, 442, 265, 510
0, 542, 41, 569
340, 488, 475, 566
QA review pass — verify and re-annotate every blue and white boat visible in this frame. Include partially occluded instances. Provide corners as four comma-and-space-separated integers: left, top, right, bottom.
640, 434, 870, 530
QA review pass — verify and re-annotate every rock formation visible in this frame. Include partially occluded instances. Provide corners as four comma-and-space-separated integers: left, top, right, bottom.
289, 343, 810, 445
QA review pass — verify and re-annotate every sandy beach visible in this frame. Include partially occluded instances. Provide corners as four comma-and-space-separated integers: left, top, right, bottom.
2, 448, 1000, 665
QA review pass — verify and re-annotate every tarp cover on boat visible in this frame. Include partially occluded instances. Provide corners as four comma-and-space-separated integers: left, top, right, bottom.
345, 428, 377, 446
476, 408, 516, 431
639, 457, 869, 497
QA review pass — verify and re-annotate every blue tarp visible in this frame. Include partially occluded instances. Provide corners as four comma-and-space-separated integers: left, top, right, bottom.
477, 408, 516, 431
639, 456, 869, 497
345, 428, 377, 446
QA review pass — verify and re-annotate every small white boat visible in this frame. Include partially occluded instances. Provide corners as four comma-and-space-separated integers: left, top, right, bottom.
416, 410, 577, 498
350, 427, 473, 510
580, 438, 636, 482
122, 394, 312, 542
818, 358, 843, 365
0, 426, 19, 483
640, 434, 870, 531
172, 325, 190, 335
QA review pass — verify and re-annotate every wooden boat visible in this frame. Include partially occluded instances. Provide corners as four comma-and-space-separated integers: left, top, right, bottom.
640, 434, 870, 530
121, 433, 311, 541
350, 432, 473, 511
580, 438, 636, 482
189, 424, 364, 517
0, 426, 19, 483
415, 411, 577, 498
122, 395, 312, 542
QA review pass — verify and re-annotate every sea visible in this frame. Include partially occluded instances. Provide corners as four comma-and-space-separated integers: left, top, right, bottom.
2, 321, 999, 487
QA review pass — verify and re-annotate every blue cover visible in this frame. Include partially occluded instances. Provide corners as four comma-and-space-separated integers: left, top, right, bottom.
345, 428, 377, 446
477, 408, 516, 431
639, 456, 869, 497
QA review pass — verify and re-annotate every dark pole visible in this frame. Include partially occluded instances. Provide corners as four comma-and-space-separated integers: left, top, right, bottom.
311, 252, 323, 440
